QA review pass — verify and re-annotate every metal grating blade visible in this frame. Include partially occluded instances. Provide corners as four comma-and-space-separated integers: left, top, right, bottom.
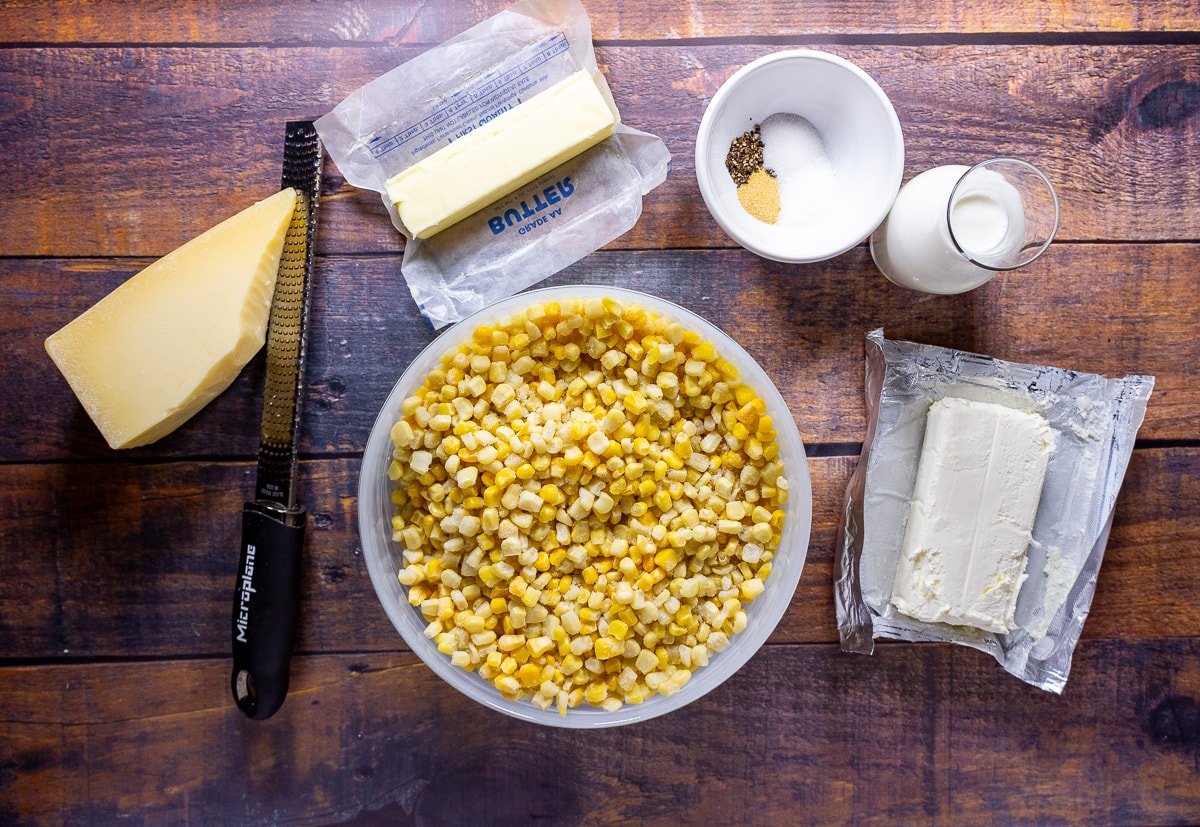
255, 121, 323, 508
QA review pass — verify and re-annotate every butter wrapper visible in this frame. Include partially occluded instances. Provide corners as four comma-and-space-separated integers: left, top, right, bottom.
315, 0, 670, 329
835, 329, 1154, 693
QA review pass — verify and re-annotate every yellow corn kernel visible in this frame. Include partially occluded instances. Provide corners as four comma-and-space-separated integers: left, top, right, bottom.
607, 619, 630, 640
653, 489, 673, 513
539, 483, 565, 506
654, 548, 680, 571
517, 663, 542, 688
594, 637, 623, 659
476, 565, 499, 588
740, 577, 765, 600
567, 417, 590, 441
733, 385, 756, 407
494, 675, 522, 696
584, 681, 609, 705
623, 392, 649, 415
691, 341, 716, 362
461, 614, 487, 635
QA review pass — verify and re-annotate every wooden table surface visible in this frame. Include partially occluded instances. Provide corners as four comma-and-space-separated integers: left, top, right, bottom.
3, 1, 1199, 824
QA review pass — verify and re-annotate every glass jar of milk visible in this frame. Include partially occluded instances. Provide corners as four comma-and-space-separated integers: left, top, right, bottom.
870, 158, 1059, 294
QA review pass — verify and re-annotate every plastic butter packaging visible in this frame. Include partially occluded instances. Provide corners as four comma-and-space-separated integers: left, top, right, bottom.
315, 0, 670, 328
835, 329, 1154, 693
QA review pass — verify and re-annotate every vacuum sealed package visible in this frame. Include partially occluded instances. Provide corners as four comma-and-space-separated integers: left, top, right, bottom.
835, 329, 1154, 692
315, 0, 670, 328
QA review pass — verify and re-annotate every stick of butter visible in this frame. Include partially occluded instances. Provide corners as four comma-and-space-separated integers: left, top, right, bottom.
45, 187, 298, 449
385, 70, 617, 239
891, 396, 1055, 633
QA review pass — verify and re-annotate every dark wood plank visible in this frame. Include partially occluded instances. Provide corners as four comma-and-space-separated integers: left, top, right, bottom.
3, 6, 1198, 825
3, 0, 1200, 43
1, 45, 1198, 257
2, 640, 1198, 825
4, 243, 1193, 464
0, 447, 1194, 660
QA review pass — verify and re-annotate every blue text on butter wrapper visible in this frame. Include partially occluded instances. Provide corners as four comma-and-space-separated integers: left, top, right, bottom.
489, 177, 575, 235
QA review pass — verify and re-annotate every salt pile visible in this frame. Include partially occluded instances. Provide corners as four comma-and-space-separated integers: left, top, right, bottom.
759, 113, 837, 229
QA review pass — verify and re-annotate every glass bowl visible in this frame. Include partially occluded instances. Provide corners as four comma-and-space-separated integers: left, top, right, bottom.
358, 285, 812, 727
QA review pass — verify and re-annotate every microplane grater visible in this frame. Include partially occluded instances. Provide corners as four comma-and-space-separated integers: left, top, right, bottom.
231, 120, 323, 720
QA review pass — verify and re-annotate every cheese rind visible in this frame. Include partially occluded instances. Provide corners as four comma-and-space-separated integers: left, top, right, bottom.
45, 187, 298, 449
891, 397, 1055, 633
385, 70, 617, 239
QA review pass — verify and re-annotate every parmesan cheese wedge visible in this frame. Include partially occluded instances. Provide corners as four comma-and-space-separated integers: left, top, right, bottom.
45, 187, 298, 449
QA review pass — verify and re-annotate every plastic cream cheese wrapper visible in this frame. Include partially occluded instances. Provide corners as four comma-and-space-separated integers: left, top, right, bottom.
314, 0, 670, 329
835, 329, 1154, 693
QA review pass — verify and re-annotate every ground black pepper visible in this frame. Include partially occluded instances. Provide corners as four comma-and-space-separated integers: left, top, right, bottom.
725, 126, 765, 186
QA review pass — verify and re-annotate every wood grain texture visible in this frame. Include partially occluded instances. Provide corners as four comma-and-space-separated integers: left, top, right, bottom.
0, 447, 1194, 661
1, 44, 1198, 257
4, 242, 1193, 464
1, 641, 1197, 826
3, 0, 1200, 43
2, 1, 1198, 824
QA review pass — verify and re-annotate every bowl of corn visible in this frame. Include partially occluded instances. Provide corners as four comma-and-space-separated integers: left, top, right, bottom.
358, 285, 812, 727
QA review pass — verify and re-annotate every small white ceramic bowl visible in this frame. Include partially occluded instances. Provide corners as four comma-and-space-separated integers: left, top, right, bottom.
695, 49, 905, 263
358, 286, 813, 728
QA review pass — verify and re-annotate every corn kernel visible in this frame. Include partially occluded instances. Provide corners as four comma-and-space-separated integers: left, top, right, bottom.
495, 675, 522, 696
740, 577, 765, 600
498, 634, 526, 652
517, 663, 542, 687
584, 682, 609, 705
608, 619, 630, 640
527, 636, 555, 657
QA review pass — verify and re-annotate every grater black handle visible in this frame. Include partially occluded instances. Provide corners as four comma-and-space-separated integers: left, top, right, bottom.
231, 502, 306, 720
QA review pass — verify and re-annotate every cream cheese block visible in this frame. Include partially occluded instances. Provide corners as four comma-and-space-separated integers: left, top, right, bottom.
45, 187, 298, 449
385, 70, 617, 239
891, 396, 1055, 633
